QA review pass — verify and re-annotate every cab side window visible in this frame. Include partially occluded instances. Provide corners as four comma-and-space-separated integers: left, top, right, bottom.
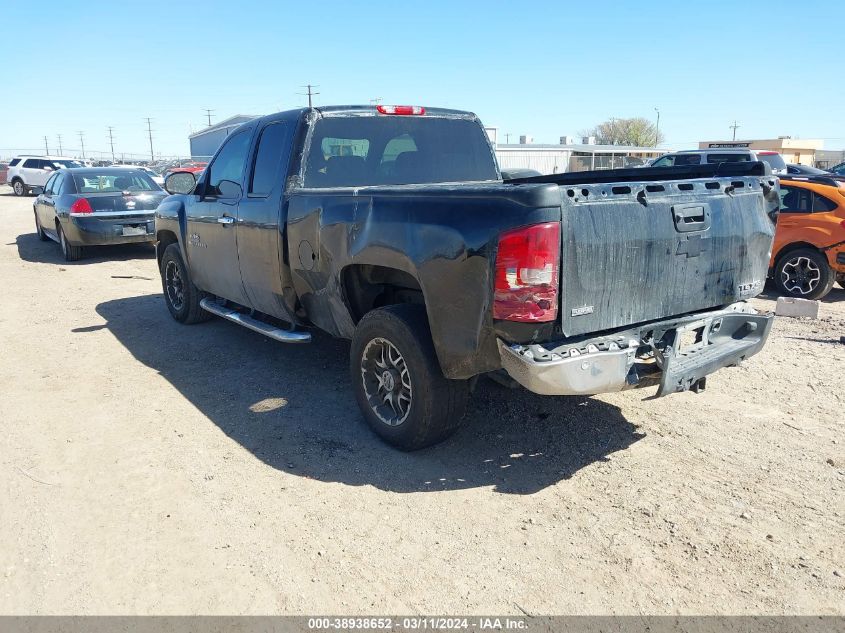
674, 154, 701, 166
651, 156, 674, 167
51, 173, 65, 195
44, 173, 58, 194
812, 192, 837, 213
779, 184, 811, 213
207, 130, 251, 198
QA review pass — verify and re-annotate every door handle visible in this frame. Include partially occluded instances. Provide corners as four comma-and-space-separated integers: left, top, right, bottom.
217, 216, 235, 225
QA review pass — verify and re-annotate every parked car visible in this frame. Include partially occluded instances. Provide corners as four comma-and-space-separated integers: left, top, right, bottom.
156, 104, 775, 450
0, 162, 8, 185
829, 162, 845, 176
32, 168, 167, 261
7, 155, 86, 196
770, 174, 845, 298
786, 164, 830, 176
162, 162, 207, 181
650, 148, 787, 174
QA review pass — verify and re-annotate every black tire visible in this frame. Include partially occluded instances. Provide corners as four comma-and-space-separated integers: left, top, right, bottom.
159, 243, 211, 324
34, 211, 48, 241
12, 179, 28, 197
838, 275, 845, 291
774, 248, 835, 300
350, 304, 469, 450
57, 224, 83, 261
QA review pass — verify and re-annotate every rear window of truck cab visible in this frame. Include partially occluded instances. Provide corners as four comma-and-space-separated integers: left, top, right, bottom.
303, 116, 498, 188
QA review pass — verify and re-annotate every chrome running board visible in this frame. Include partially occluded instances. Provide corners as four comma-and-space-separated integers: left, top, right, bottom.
200, 298, 311, 344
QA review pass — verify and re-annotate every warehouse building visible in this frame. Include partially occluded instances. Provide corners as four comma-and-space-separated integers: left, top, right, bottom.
488, 128, 664, 174
189, 115, 258, 159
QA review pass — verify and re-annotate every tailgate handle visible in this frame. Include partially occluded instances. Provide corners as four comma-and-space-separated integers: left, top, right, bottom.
672, 203, 711, 233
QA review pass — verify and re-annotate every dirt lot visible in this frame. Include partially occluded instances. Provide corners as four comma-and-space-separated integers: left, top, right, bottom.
0, 186, 843, 615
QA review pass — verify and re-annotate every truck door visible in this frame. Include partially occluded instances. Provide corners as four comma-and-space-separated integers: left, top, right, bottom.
237, 120, 297, 320
184, 128, 252, 305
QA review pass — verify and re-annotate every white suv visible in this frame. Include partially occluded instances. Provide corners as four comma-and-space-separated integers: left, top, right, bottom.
7, 155, 85, 196
650, 149, 787, 174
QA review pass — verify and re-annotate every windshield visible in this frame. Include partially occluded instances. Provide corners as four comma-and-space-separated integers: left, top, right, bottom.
51, 159, 85, 169
73, 172, 160, 193
303, 115, 498, 187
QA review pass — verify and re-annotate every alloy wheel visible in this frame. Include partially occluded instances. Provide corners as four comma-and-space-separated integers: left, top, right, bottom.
165, 261, 185, 311
781, 256, 821, 295
360, 337, 413, 426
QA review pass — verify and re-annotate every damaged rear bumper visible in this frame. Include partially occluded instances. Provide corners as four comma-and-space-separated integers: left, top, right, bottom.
497, 302, 773, 397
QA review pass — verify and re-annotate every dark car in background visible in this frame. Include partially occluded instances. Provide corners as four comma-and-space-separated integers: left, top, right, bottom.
830, 162, 845, 176
33, 168, 167, 261
786, 164, 831, 176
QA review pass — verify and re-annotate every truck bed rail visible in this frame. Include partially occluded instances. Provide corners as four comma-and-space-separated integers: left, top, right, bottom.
503, 161, 771, 185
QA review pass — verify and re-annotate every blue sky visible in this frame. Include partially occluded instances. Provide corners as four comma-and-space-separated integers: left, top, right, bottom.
3, 0, 842, 158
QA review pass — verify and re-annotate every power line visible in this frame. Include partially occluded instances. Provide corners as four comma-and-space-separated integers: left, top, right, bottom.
107, 127, 116, 163
299, 84, 320, 108
144, 118, 154, 162
730, 120, 740, 141
203, 109, 215, 127
78, 131, 85, 159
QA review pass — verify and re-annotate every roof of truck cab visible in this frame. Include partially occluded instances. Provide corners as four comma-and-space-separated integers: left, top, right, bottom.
313, 105, 475, 117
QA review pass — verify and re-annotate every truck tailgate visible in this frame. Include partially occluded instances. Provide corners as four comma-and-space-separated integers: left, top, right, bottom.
558, 176, 777, 337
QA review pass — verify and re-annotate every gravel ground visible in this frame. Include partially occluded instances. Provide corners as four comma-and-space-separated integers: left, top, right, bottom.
0, 186, 843, 614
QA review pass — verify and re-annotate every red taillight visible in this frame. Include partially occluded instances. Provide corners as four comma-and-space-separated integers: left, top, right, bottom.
376, 105, 425, 115
70, 198, 93, 215
494, 222, 560, 322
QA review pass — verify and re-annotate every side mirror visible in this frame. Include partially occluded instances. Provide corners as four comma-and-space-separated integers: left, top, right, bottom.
164, 171, 197, 195
43, 166, 54, 172
30, 186, 45, 195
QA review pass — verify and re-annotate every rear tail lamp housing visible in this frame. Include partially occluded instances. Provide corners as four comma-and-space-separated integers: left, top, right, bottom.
376, 105, 425, 115
493, 222, 560, 322
69, 198, 93, 216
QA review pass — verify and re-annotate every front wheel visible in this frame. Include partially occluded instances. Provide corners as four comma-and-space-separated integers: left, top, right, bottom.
159, 243, 211, 324
774, 248, 835, 300
350, 304, 468, 450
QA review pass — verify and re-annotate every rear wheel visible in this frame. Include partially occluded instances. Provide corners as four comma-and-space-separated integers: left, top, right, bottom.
57, 224, 82, 261
159, 243, 211, 324
350, 304, 468, 450
34, 211, 48, 241
774, 248, 835, 300
12, 179, 27, 197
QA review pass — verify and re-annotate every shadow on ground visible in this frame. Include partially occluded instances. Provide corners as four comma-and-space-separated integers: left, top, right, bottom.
95, 294, 644, 495
14, 231, 155, 265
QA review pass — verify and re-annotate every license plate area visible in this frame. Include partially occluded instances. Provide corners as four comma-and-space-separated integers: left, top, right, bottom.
121, 224, 146, 236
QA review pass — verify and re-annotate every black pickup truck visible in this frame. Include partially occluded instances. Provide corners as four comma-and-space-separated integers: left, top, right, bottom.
156, 104, 778, 449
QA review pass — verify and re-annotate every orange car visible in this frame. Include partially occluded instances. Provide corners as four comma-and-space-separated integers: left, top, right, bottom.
771, 175, 845, 299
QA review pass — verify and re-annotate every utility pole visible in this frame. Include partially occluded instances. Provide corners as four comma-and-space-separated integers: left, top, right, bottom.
203, 109, 214, 127
730, 120, 740, 141
300, 84, 319, 108
43, 136, 49, 154
369, 97, 382, 105
57, 134, 63, 155
144, 118, 154, 162
654, 107, 661, 146
107, 127, 116, 163
77, 131, 85, 158
504, 133, 512, 144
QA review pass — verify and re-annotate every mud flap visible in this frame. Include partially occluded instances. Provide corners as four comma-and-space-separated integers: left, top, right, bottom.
655, 311, 774, 397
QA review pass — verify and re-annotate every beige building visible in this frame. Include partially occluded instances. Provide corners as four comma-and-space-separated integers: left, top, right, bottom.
698, 137, 823, 166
